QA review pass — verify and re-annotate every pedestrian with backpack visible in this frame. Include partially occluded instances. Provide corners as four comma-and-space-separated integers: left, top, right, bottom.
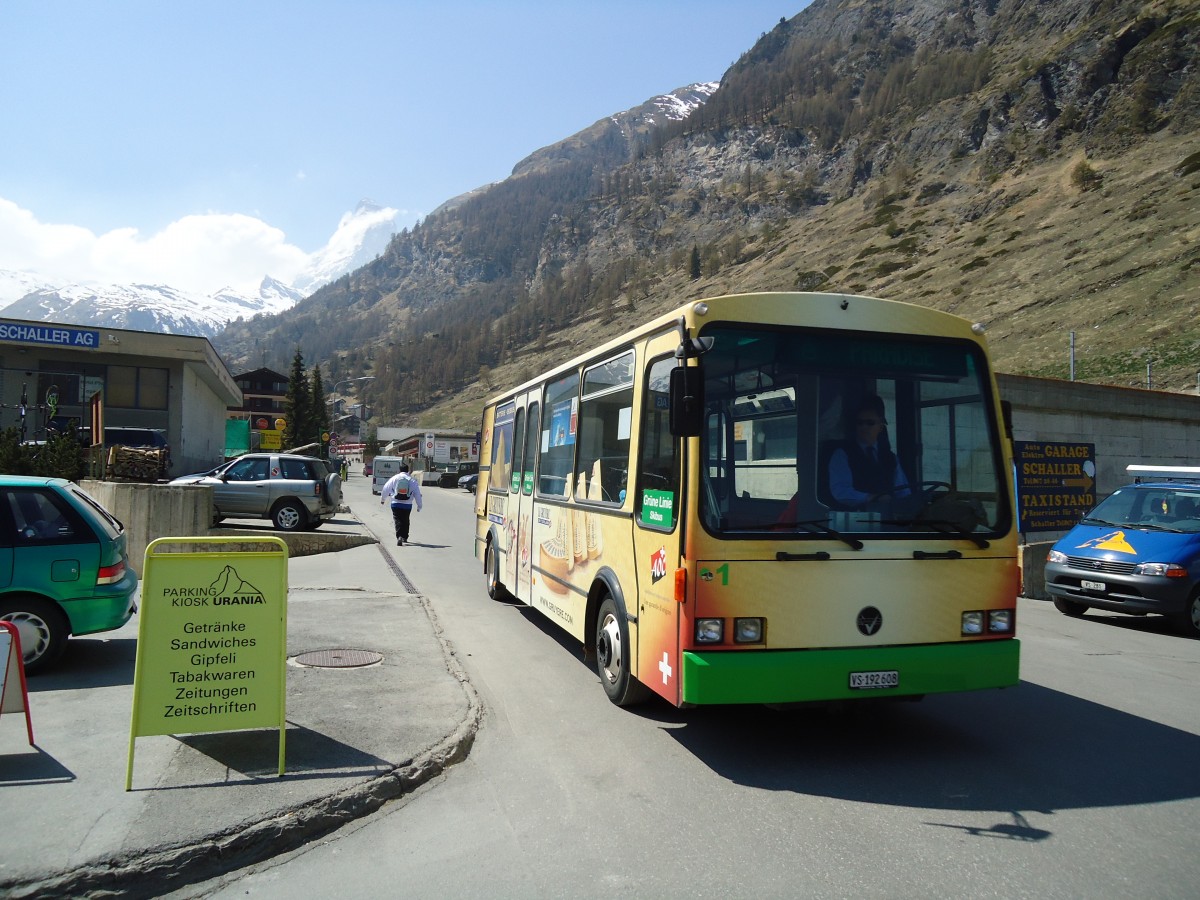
380, 463, 423, 546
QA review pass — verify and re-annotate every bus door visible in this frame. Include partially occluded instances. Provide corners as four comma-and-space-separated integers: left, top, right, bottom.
513, 394, 540, 602
631, 347, 685, 705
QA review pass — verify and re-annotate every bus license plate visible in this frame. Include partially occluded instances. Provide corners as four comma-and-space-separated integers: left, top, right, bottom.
1081, 580, 1106, 591
849, 670, 899, 690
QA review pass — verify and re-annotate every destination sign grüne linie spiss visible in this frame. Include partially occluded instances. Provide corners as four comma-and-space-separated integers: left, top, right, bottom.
127, 537, 288, 788
1013, 441, 1096, 533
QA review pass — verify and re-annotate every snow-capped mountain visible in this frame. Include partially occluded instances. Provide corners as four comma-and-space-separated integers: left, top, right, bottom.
509, 82, 719, 180
0, 200, 400, 337
0, 269, 54, 307
291, 200, 398, 296
0, 277, 304, 338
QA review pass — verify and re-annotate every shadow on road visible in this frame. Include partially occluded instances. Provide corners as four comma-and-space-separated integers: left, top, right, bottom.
657, 681, 1200, 816
25, 636, 137, 692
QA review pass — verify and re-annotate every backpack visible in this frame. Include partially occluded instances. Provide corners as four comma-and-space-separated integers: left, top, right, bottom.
392, 474, 411, 501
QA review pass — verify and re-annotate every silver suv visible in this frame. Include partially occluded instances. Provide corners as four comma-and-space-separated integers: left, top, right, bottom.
170, 453, 342, 531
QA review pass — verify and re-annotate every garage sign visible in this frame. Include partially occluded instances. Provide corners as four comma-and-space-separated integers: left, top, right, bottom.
1014, 440, 1097, 532
126, 536, 289, 789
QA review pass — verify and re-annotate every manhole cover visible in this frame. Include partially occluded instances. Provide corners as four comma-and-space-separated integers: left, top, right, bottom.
294, 649, 383, 668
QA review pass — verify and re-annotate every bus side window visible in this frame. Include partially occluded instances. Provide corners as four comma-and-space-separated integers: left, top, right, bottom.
637, 358, 679, 529
539, 372, 579, 498
577, 351, 634, 504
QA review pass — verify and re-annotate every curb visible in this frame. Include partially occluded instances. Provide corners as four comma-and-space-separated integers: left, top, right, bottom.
1, 539, 483, 900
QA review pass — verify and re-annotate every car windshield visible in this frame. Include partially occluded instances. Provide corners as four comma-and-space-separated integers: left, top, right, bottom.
1085, 486, 1200, 533
697, 324, 1010, 541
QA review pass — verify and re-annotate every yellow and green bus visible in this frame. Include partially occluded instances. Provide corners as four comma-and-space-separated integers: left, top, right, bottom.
474, 292, 1019, 707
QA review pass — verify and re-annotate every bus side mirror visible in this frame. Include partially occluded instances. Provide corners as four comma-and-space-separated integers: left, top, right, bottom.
669, 366, 704, 437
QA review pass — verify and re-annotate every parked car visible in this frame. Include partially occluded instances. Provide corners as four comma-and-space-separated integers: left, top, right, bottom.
436, 462, 478, 487
170, 453, 342, 532
1044, 466, 1200, 637
0, 475, 139, 673
458, 473, 478, 493
363, 462, 373, 478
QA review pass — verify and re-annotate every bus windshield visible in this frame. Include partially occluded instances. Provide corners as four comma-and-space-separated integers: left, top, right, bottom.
698, 324, 1010, 540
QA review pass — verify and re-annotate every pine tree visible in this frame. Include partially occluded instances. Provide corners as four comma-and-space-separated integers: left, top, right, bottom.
283, 348, 310, 450
689, 245, 702, 280
309, 365, 330, 453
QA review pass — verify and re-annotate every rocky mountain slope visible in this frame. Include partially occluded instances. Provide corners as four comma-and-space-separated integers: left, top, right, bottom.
214, 0, 1200, 428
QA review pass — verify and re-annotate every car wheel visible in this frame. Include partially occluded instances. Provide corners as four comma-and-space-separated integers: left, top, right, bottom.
0, 596, 69, 674
1175, 589, 1200, 638
595, 593, 650, 706
485, 539, 510, 601
1053, 597, 1087, 617
272, 501, 307, 532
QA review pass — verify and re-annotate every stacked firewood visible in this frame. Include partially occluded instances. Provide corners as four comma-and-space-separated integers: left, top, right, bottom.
106, 446, 168, 482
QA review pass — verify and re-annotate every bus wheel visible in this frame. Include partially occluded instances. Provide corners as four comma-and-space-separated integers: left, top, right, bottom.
595, 595, 649, 706
1053, 597, 1086, 617
485, 540, 510, 602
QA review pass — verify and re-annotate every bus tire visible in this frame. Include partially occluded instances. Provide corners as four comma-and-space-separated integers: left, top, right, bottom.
595, 594, 650, 706
485, 538, 510, 602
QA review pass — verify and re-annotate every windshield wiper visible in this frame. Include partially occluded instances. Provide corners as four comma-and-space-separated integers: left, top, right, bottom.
773, 518, 864, 550
1124, 521, 1183, 532
1081, 516, 1119, 526
884, 517, 990, 548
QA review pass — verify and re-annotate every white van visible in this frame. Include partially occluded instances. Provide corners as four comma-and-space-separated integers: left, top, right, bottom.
371, 456, 405, 495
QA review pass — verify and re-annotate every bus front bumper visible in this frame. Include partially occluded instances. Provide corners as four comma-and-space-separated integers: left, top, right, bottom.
680, 639, 1019, 705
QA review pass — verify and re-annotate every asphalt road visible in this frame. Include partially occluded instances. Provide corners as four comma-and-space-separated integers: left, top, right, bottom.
178, 472, 1200, 899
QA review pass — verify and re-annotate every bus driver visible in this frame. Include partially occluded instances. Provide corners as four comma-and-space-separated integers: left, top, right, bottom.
828, 394, 910, 510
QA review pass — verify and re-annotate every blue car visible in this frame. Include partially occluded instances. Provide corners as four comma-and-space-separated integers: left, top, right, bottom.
1044, 467, 1200, 637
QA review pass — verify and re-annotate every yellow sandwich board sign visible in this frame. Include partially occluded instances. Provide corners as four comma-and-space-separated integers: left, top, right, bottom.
126, 537, 288, 790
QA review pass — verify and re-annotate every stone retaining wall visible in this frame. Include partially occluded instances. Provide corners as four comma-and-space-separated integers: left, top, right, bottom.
80, 481, 375, 574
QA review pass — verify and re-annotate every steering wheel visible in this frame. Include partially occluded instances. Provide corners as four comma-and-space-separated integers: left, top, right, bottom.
916, 480, 952, 501
869, 481, 951, 503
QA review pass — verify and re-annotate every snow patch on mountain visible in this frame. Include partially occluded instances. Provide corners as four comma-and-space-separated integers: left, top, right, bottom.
626, 82, 720, 126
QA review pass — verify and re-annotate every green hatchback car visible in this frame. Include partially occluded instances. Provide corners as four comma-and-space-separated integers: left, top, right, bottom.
0, 476, 139, 673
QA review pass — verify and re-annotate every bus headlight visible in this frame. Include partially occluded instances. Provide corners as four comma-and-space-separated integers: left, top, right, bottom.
961, 611, 984, 635
696, 618, 723, 643
733, 617, 764, 643
963, 609, 1014, 635
988, 610, 1013, 633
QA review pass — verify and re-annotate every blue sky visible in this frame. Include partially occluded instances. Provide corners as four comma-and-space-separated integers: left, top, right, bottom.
0, 1, 802, 294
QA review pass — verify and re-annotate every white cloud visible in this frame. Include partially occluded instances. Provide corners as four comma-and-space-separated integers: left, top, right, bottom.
0, 197, 310, 295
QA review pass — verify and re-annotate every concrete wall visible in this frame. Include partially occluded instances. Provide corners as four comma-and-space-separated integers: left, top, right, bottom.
998, 374, 1200, 599
81, 481, 212, 576
80, 481, 376, 576
178, 364, 231, 475
1000, 374, 1200, 496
